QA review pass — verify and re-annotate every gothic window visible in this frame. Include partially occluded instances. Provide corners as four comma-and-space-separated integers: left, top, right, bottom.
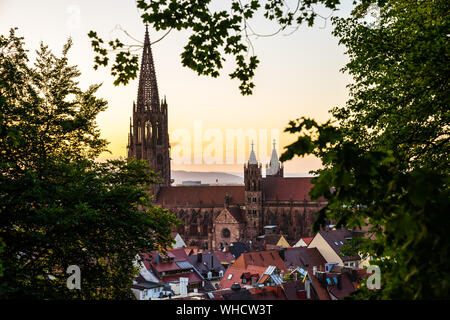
137, 122, 142, 143
145, 121, 152, 142
222, 228, 230, 238
157, 121, 163, 145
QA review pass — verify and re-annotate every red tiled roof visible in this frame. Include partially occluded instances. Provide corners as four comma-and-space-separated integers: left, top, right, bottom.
167, 248, 189, 261
309, 271, 331, 300
233, 250, 288, 272
262, 176, 316, 201
214, 251, 235, 265
140, 248, 190, 273
218, 265, 266, 289
156, 186, 245, 206
249, 286, 286, 300
283, 247, 327, 269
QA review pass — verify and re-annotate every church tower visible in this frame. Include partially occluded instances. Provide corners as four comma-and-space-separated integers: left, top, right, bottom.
244, 142, 263, 241
266, 139, 283, 177
127, 26, 171, 195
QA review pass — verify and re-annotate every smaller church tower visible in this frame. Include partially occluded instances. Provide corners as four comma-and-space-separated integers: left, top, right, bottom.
266, 139, 284, 177
244, 141, 263, 240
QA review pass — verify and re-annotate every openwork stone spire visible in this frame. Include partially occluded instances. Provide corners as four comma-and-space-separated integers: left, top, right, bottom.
128, 26, 172, 195
137, 25, 160, 111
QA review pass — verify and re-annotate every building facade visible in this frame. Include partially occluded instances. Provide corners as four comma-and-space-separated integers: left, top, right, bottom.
128, 28, 326, 250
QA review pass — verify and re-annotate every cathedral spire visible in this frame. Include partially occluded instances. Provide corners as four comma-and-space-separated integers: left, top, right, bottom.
136, 24, 160, 112
248, 140, 258, 165
128, 26, 172, 192
267, 139, 281, 176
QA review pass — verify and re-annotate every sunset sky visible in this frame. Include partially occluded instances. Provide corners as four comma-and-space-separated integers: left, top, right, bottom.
0, 0, 354, 175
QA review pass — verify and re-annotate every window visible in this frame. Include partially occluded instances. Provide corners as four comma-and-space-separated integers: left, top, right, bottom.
207, 272, 212, 279
222, 228, 230, 238
219, 271, 224, 277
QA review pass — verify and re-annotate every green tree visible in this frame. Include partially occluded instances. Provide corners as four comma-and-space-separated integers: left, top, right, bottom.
0, 28, 179, 299
88, 0, 346, 95
280, 0, 449, 299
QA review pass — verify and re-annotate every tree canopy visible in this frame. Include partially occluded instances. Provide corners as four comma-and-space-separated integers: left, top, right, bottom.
0, 28, 179, 299
280, 0, 449, 299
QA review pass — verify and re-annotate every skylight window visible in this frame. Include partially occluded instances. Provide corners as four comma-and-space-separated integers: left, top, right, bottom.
227, 274, 232, 280
340, 241, 344, 245
334, 241, 339, 246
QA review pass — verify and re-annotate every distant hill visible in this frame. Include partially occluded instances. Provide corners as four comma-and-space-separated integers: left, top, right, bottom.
170, 170, 316, 186
171, 170, 243, 185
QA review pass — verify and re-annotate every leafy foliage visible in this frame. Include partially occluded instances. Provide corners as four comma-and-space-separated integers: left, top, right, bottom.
88, 0, 349, 94
0, 28, 179, 299
281, 0, 450, 299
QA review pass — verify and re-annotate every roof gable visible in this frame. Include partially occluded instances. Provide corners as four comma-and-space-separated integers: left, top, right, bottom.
318, 229, 361, 262
216, 207, 243, 224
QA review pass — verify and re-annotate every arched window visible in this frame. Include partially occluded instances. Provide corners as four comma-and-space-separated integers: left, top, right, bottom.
222, 228, 230, 238
137, 121, 142, 143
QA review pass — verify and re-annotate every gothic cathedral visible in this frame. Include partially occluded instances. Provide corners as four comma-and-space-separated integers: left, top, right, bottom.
127, 28, 325, 250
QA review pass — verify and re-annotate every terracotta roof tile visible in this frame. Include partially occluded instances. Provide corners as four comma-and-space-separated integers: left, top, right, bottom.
156, 186, 245, 206
262, 176, 317, 201
283, 247, 327, 270
233, 250, 288, 272
218, 265, 266, 289
214, 251, 235, 265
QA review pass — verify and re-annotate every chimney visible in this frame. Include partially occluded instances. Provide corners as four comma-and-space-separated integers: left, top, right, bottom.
305, 279, 311, 299
154, 253, 160, 265
211, 254, 214, 268
197, 252, 203, 263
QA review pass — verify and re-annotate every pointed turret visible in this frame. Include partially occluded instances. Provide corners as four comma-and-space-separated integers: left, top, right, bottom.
266, 139, 283, 177
136, 25, 160, 112
248, 141, 258, 165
